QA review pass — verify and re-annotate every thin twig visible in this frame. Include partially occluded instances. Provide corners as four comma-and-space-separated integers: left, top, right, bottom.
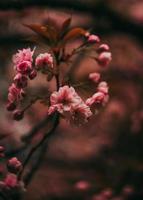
23, 140, 48, 187
18, 112, 59, 181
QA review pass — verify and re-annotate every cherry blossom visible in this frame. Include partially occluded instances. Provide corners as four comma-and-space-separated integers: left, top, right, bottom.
35, 53, 53, 69
12, 48, 35, 67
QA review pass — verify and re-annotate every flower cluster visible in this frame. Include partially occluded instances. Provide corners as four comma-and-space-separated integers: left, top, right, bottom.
0, 147, 25, 199
5, 17, 112, 200
48, 80, 109, 125
85, 33, 112, 67
7, 21, 111, 125
7, 48, 54, 120
7, 48, 35, 111
49, 86, 92, 125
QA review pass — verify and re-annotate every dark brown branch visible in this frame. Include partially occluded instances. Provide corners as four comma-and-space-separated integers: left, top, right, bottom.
21, 114, 51, 142
18, 112, 59, 181
23, 141, 47, 187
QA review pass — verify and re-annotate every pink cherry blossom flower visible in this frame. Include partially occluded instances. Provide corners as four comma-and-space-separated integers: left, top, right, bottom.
35, 53, 53, 69
49, 86, 82, 114
87, 34, 100, 43
8, 83, 24, 103
12, 48, 35, 66
48, 104, 62, 115
98, 52, 112, 66
49, 86, 92, 124
16, 61, 32, 75
70, 102, 92, 125
4, 173, 18, 188
89, 72, 100, 83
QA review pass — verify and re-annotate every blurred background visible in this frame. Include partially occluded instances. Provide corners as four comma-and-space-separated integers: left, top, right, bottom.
1, 0, 143, 199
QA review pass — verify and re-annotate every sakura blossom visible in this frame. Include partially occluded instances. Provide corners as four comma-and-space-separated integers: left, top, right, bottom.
70, 102, 92, 125
49, 86, 82, 114
15, 61, 32, 74
12, 48, 35, 67
4, 173, 18, 188
35, 53, 53, 69
4, 15, 113, 200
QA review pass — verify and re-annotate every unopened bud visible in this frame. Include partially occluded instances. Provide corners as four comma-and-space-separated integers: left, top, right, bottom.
6, 102, 16, 111
29, 70, 37, 80
7, 157, 22, 174
97, 52, 112, 67
13, 110, 24, 121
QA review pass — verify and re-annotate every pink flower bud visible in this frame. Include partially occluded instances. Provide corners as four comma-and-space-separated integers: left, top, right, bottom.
13, 110, 24, 121
86, 92, 105, 106
87, 34, 100, 43
98, 52, 112, 67
29, 69, 37, 80
14, 73, 28, 88
7, 157, 22, 174
6, 102, 16, 111
85, 32, 90, 37
8, 84, 25, 103
98, 81, 108, 94
97, 44, 110, 53
0, 146, 4, 153
89, 72, 100, 83
75, 180, 90, 191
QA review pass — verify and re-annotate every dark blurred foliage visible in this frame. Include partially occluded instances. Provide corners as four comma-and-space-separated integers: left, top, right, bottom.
1, 0, 143, 199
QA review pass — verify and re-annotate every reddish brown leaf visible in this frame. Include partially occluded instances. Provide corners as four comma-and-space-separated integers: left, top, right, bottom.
60, 17, 72, 36
62, 27, 87, 44
23, 24, 58, 44
45, 24, 58, 42
24, 24, 51, 39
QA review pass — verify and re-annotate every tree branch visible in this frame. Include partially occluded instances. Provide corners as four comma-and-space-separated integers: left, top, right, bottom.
18, 112, 59, 182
